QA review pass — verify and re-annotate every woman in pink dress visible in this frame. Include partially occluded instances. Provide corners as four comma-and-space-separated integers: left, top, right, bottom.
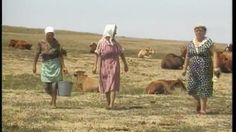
92, 24, 128, 109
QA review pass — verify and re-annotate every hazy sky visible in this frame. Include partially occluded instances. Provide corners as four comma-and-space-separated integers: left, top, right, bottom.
3, 0, 232, 43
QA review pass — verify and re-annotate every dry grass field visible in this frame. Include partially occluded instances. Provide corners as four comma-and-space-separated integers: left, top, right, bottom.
2, 26, 232, 131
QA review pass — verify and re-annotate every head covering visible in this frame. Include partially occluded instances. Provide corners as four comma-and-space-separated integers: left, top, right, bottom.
102, 24, 117, 45
103, 24, 117, 38
194, 24, 207, 31
44, 26, 55, 35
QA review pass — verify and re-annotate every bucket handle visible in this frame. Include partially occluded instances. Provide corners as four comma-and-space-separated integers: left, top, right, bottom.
62, 72, 73, 81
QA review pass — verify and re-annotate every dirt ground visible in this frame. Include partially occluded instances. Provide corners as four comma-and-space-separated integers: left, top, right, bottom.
3, 49, 232, 131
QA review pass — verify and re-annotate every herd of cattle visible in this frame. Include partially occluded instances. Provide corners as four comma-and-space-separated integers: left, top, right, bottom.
8, 39, 232, 94
85, 42, 232, 94
88, 42, 232, 72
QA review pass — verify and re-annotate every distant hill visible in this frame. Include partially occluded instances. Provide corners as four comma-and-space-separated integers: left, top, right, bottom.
2, 25, 226, 59
2, 25, 100, 36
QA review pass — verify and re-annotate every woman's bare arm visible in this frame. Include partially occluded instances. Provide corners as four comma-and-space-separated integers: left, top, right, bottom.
182, 49, 189, 76
120, 53, 128, 72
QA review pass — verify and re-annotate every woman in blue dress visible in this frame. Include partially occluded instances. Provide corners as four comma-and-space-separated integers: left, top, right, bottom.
182, 25, 220, 114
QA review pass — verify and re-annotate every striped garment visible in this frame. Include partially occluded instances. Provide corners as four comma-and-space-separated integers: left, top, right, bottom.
41, 58, 62, 83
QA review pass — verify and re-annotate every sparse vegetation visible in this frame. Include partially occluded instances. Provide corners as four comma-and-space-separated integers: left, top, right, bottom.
2, 25, 232, 131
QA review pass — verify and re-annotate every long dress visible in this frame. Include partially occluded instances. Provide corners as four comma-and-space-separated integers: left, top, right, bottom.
186, 38, 214, 97
95, 38, 123, 93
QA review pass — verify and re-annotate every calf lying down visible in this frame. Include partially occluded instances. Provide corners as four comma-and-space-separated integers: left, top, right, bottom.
145, 79, 186, 94
74, 70, 99, 92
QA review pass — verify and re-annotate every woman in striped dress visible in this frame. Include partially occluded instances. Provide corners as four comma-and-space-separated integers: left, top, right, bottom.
182, 25, 220, 114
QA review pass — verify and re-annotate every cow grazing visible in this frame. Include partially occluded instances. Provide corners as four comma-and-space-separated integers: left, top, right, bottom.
215, 50, 232, 73
161, 46, 187, 69
145, 79, 186, 94
9, 39, 32, 50
161, 53, 184, 69
74, 70, 99, 92
89, 42, 97, 53
138, 48, 156, 58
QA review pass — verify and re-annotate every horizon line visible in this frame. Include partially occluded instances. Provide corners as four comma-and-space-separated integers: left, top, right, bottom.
2, 24, 228, 45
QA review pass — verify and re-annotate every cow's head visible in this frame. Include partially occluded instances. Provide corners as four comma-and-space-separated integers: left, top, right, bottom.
74, 70, 87, 89
214, 50, 232, 73
25, 44, 32, 50
174, 78, 186, 91
149, 48, 156, 54
145, 48, 156, 55
9, 39, 17, 47
218, 51, 232, 73
89, 42, 97, 53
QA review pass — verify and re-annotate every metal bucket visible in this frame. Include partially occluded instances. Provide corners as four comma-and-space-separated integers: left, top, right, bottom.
58, 81, 73, 96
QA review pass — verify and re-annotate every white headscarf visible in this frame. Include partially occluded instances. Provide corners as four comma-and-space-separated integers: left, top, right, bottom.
103, 24, 117, 39
44, 26, 55, 35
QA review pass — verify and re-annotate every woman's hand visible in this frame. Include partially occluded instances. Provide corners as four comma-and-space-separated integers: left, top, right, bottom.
33, 66, 37, 74
213, 68, 221, 78
124, 64, 128, 72
63, 67, 68, 74
182, 70, 187, 76
92, 67, 97, 74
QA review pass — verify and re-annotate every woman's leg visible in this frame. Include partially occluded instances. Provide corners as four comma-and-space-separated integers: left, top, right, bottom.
44, 83, 53, 105
44, 83, 52, 96
193, 95, 200, 112
105, 91, 111, 107
109, 91, 116, 108
51, 82, 58, 108
200, 97, 207, 114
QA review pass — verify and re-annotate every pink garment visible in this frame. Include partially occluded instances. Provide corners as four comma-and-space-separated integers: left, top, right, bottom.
95, 38, 123, 93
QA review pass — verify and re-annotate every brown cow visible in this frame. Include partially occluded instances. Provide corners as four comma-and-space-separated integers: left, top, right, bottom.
215, 50, 232, 73
89, 42, 97, 53
161, 53, 184, 69
161, 46, 187, 69
145, 79, 186, 94
9, 39, 32, 50
74, 70, 99, 92
138, 47, 156, 58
